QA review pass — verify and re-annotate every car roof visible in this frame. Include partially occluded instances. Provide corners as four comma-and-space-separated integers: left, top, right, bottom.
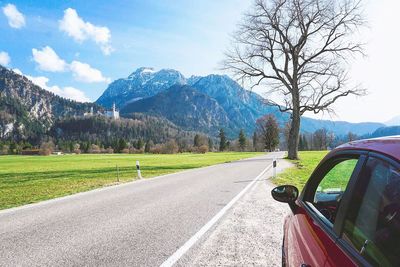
336, 135, 400, 161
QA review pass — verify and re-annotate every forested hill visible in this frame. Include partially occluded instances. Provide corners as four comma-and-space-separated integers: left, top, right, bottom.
52, 114, 197, 148
0, 65, 98, 143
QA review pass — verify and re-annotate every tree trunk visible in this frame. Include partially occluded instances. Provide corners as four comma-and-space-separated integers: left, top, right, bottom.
287, 110, 300, 160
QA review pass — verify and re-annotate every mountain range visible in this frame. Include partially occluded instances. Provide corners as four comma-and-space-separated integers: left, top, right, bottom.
0, 65, 193, 145
386, 115, 400, 126
97, 67, 385, 137
0, 64, 391, 145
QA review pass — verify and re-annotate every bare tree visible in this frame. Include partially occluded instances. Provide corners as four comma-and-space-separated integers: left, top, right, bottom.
313, 128, 328, 150
224, 0, 366, 159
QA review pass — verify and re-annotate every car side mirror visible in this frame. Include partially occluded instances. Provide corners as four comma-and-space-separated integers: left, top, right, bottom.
271, 185, 299, 203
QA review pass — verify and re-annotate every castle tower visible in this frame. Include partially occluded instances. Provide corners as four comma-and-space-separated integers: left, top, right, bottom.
112, 102, 119, 119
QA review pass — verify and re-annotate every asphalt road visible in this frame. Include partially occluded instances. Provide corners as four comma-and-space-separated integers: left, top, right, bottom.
0, 152, 283, 267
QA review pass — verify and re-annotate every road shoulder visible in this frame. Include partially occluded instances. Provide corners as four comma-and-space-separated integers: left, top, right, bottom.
177, 158, 293, 266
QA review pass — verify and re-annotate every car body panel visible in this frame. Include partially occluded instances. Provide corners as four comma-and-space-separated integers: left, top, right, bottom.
285, 205, 358, 267
280, 136, 400, 267
336, 136, 400, 160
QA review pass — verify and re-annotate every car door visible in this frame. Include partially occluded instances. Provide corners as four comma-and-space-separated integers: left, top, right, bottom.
286, 151, 366, 267
336, 153, 400, 266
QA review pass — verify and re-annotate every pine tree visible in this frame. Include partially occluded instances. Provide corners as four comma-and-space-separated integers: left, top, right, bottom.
238, 129, 246, 151
299, 134, 304, 151
255, 115, 280, 152
194, 134, 200, 147
303, 135, 309, 151
118, 138, 127, 153
144, 140, 153, 153
137, 139, 144, 149
252, 131, 258, 151
219, 129, 227, 151
208, 138, 213, 151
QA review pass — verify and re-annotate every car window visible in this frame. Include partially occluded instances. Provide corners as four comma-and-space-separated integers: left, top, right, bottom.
342, 157, 400, 267
309, 158, 359, 225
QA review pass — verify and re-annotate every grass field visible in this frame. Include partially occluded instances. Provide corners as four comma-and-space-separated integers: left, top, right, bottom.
273, 151, 359, 193
0, 152, 262, 210
272, 151, 328, 190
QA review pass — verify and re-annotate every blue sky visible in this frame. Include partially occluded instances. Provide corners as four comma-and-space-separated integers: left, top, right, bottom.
0, 0, 399, 123
0, 0, 250, 102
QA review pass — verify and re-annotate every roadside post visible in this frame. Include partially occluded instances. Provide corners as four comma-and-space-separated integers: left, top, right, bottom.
273, 158, 277, 178
116, 164, 120, 182
136, 160, 142, 179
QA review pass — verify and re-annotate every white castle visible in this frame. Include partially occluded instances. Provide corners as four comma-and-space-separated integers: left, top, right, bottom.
84, 103, 120, 120
105, 103, 120, 119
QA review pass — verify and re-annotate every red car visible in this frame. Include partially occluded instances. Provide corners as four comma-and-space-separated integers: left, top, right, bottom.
272, 136, 400, 267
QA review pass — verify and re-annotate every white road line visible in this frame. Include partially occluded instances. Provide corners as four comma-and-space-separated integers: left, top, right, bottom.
159, 162, 273, 267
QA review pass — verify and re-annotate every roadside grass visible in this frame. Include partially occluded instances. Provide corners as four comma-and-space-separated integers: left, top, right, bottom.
0, 152, 262, 210
272, 151, 329, 190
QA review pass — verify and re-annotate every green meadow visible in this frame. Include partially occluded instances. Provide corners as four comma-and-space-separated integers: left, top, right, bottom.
272, 151, 329, 190
0, 152, 262, 210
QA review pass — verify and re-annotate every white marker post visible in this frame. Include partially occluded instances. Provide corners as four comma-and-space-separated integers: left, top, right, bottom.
273, 158, 277, 178
136, 160, 142, 179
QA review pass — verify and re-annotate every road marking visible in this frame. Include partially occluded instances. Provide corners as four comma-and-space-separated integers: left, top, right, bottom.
159, 162, 273, 267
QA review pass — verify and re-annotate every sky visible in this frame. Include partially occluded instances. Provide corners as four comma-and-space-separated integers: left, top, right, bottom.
0, 0, 398, 123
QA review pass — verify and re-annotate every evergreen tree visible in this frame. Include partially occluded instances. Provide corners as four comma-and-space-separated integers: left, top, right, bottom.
238, 129, 246, 151
303, 135, 309, 151
144, 140, 153, 153
252, 131, 258, 151
208, 138, 213, 151
255, 115, 280, 151
118, 138, 127, 153
299, 134, 304, 151
137, 139, 144, 150
218, 129, 227, 151
194, 134, 200, 147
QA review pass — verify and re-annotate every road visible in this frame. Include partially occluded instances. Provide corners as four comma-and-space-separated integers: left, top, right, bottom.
0, 152, 284, 266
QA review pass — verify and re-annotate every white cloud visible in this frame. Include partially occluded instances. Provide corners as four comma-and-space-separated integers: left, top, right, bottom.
70, 60, 110, 83
31, 46, 110, 83
2, 4, 25, 29
0, 51, 11, 66
26, 74, 90, 102
59, 8, 113, 55
32, 46, 67, 72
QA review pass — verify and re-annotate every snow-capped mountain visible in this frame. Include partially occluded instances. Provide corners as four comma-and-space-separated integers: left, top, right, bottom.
96, 67, 186, 108
96, 67, 384, 136
385, 115, 400, 126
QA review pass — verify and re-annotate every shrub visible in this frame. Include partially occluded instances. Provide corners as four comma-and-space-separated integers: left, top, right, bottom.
88, 144, 101, 154
150, 144, 162, 154
161, 140, 179, 154
106, 147, 114, 154
197, 145, 209, 154
39, 141, 54, 156
0, 145, 9, 155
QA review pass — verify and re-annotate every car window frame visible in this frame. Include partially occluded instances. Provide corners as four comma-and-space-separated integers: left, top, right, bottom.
301, 150, 367, 229
297, 150, 369, 262
335, 151, 400, 267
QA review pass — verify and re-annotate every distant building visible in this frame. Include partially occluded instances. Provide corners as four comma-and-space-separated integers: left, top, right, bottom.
84, 106, 94, 117
105, 103, 120, 119
84, 103, 120, 120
